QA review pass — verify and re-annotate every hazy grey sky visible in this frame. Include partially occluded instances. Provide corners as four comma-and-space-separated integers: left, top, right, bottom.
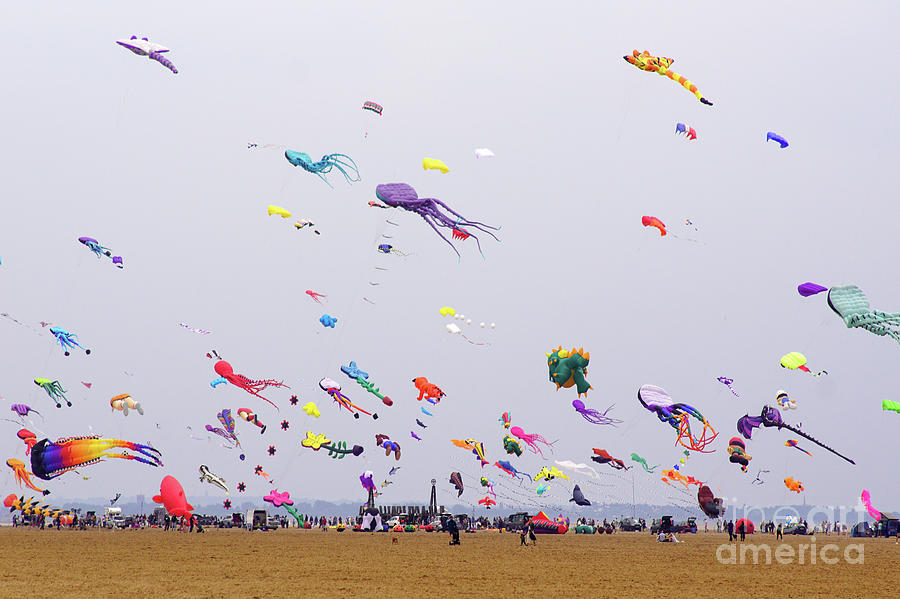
2, 1, 898, 516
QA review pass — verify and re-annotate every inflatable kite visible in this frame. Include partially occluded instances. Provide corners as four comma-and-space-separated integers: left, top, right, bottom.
9, 404, 41, 420
301, 431, 364, 459
17, 429, 162, 480
883, 400, 900, 414
624, 50, 712, 105
716, 377, 740, 398
641, 216, 666, 236
675, 123, 697, 140
480, 476, 496, 498
661, 468, 702, 489
572, 399, 620, 425
478, 496, 496, 509
116, 36, 178, 74
826, 285, 900, 345
555, 460, 601, 480
766, 132, 789, 148
376, 434, 401, 460
342, 361, 392, 406
110, 394, 143, 416
530, 510, 568, 534
284, 150, 360, 187
153, 476, 193, 518
305, 290, 326, 304
319, 314, 338, 328
199, 464, 228, 494
205, 409, 244, 460
6, 458, 50, 495
775, 390, 796, 410
784, 477, 804, 493
547, 346, 591, 396
237, 408, 266, 433
263, 489, 293, 508
737, 405, 855, 464
637, 384, 718, 452
727, 437, 751, 472
630, 453, 658, 473
34, 378, 70, 408
570, 485, 591, 506
798, 282, 827, 297
302, 402, 321, 418
785, 439, 812, 456
502, 435, 522, 456
359, 471, 376, 494
535, 466, 569, 482
363, 101, 383, 115
697, 485, 724, 518
499, 412, 511, 429
861, 490, 881, 520
449, 472, 464, 497
4, 494, 69, 519
509, 426, 554, 457
451, 438, 487, 467
474, 148, 495, 158
536, 484, 549, 496
49, 327, 90, 356
374, 183, 500, 258
413, 377, 444, 402
422, 158, 449, 173
494, 460, 531, 481
320, 378, 377, 420
213, 361, 285, 409
591, 448, 628, 470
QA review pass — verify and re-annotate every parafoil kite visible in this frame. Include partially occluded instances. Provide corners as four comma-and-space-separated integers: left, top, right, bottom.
826, 285, 900, 345
110, 394, 143, 416
727, 437, 751, 472
413, 377, 444, 402
883, 400, 900, 414
861, 490, 881, 520
17, 429, 162, 480
780, 352, 826, 376
363, 101, 383, 115
78, 237, 123, 268
637, 384, 718, 452
570, 485, 591, 506
509, 426, 554, 457
6, 458, 50, 495
319, 378, 377, 420
374, 183, 500, 258
49, 327, 90, 356
547, 346, 591, 396
675, 123, 697, 140
775, 390, 796, 410
572, 399, 620, 425
474, 148, 495, 158
798, 282, 827, 297
116, 36, 178, 74
630, 453, 659, 473
284, 150, 360, 187
784, 477, 804, 493
737, 405, 855, 464
697, 485, 724, 518
213, 361, 286, 409
785, 439, 812, 456
641, 216, 666, 236
590, 448, 628, 470
199, 464, 228, 494
449, 472, 464, 496
766, 132, 789, 148
535, 466, 569, 482
494, 460, 532, 481
294, 219, 320, 234
34, 378, 70, 408
238, 408, 266, 433
422, 158, 449, 173
267, 205, 291, 218
623, 50, 712, 105
205, 409, 244, 460
153, 476, 193, 518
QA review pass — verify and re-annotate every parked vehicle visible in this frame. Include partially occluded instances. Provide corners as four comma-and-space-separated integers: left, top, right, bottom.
505, 512, 531, 532
246, 509, 268, 531
618, 517, 642, 532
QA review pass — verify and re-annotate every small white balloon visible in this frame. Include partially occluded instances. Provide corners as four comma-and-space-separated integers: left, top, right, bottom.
490, 323, 496, 328
479, 322, 485, 328
466, 319, 472, 325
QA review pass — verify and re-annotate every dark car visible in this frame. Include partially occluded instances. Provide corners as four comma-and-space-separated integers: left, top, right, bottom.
505, 512, 531, 532
618, 517, 642, 532
783, 522, 809, 535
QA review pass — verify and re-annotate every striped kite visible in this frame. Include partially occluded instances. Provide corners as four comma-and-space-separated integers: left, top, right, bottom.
624, 50, 712, 106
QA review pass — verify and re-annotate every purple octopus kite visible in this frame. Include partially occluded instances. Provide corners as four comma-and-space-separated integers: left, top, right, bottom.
572, 400, 621, 425
374, 183, 500, 257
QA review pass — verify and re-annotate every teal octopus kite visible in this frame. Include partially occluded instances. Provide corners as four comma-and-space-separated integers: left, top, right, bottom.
826, 285, 900, 345
285, 150, 360, 187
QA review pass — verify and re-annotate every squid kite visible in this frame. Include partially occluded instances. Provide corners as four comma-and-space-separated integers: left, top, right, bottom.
305, 290, 326, 304
49, 327, 90, 356
34, 378, 70, 408
716, 377, 740, 398
737, 405, 855, 464
374, 183, 500, 258
17, 429, 161, 480
285, 150, 360, 187
630, 453, 659, 473
623, 50, 712, 105
116, 36, 178, 74
213, 360, 285, 409
825, 285, 900, 345
509, 426, 554, 457
7, 458, 50, 495
572, 399, 620, 425
638, 384, 718, 452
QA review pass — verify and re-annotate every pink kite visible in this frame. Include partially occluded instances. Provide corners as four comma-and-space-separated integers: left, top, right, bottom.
305, 290, 327, 304
263, 489, 293, 507
861, 490, 881, 520
509, 426, 555, 457
213, 360, 286, 409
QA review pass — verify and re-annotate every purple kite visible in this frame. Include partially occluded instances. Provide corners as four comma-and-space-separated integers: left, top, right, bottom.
571, 400, 621, 425
10, 404, 41, 419
798, 282, 828, 297
737, 405, 854, 464
116, 36, 178, 74
359, 471, 376, 493
374, 183, 500, 258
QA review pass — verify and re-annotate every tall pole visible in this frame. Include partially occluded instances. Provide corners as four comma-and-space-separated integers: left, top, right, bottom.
631, 470, 635, 518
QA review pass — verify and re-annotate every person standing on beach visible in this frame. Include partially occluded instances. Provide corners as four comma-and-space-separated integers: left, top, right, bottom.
727, 520, 734, 541
738, 520, 745, 542
447, 516, 460, 545
776, 523, 783, 540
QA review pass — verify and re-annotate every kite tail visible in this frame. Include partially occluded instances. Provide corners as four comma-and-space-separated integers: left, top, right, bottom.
150, 52, 178, 74
325, 154, 361, 183
663, 70, 711, 105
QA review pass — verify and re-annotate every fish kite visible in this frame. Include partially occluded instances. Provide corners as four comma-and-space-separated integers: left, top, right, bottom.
570, 485, 591, 506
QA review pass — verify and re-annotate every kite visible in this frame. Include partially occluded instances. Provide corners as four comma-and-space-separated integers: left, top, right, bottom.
110, 493, 121, 506
716, 377, 740, 398
302, 402, 321, 418
572, 400, 621, 425
883, 400, 900, 413
535, 466, 569, 482
451, 438, 487, 467
766, 132, 789, 148
319, 378, 377, 420
590, 448, 628, 470
785, 439, 812, 456
727, 437, 751, 472
536, 484, 549, 496
237, 408, 266, 433
737, 405, 855, 464
17, 429, 162, 480
798, 282, 827, 297
267, 205, 291, 218
376, 243, 409, 256
267, 445, 276, 456
478, 496, 496, 509
623, 50, 712, 105
116, 36, 178, 74
826, 285, 900, 345
179, 323, 211, 334
555, 460, 601, 479
380, 480, 392, 488
784, 477, 804, 493
199, 465, 228, 494
422, 158, 449, 173
509, 426, 554, 457
289, 395, 298, 406
153, 476, 193, 518
697, 485, 724, 518
547, 346, 591, 396
263, 489, 293, 507
474, 148, 495, 158
421, 407, 433, 417
389, 467, 401, 476
4, 494, 70, 519
78, 236, 123, 267
374, 183, 500, 258
861, 490, 881, 520
305, 290, 326, 304
342, 361, 393, 406
494, 460, 532, 481
630, 453, 659, 473
641, 216, 666, 236
780, 352, 827, 376
499, 412, 511, 429
675, 123, 697, 140
415, 419, 427, 429
33, 378, 70, 408
363, 101, 383, 115
205, 409, 245, 460
375, 434, 401, 460
661, 468, 702, 489
570, 485, 591, 506
213, 360, 286, 409
49, 327, 90, 356
319, 314, 338, 328
449, 472, 464, 496
294, 219, 320, 234
413, 377, 444, 402
502, 435, 523, 456
776, 390, 797, 410
410, 431, 422, 441
9, 404, 41, 420
284, 149, 360, 187
110, 394, 143, 416
6, 458, 50, 495
637, 384, 718, 452
301, 431, 364, 459
281, 420, 289, 430
480, 476, 496, 498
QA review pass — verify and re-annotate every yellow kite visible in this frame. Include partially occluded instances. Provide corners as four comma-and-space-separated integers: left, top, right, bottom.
623, 50, 712, 106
